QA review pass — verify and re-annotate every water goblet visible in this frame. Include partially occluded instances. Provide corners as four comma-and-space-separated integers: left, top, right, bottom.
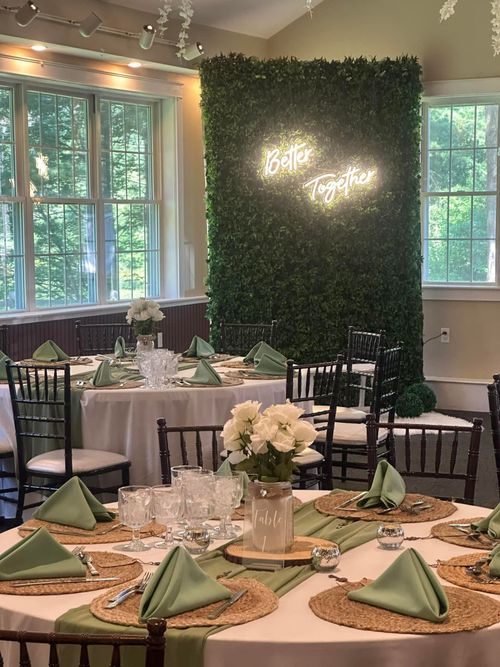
184, 472, 215, 529
171, 465, 202, 535
377, 522, 405, 549
165, 351, 179, 388
114, 485, 152, 552
152, 485, 182, 549
212, 475, 241, 539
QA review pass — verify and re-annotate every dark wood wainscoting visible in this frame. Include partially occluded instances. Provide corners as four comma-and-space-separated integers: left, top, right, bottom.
5, 301, 209, 361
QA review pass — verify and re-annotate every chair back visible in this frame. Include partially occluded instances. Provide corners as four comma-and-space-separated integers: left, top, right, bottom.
346, 326, 386, 364
487, 379, 500, 499
157, 419, 222, 484
0, 324, 8, 354
75, 320, 134, 355
372, 345, 402, 420
367, 414, 483, 504
0, 618, 166, 667
219, 319, 278, 356
6, 362, 72, 482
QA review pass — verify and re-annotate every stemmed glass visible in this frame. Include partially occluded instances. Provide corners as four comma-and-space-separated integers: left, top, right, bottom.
115, 485, 152, 552
152, 485, 181, 549
164, 351, 178, 387
171, 465, 201, 535
183, 470, 216, 528
212, 475, 242, 539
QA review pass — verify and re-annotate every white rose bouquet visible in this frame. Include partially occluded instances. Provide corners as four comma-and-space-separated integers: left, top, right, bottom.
221, 400, 318, 483
126, 298, 165, 336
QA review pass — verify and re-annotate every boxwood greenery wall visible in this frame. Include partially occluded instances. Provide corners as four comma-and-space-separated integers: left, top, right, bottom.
200, 54, 423, 385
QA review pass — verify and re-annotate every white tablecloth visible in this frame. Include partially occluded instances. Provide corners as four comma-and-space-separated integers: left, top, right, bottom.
0, 358, 287, 513
0, 493, 498, 667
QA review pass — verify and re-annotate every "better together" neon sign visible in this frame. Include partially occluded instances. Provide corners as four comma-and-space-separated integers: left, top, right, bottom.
262, 141, 376, 205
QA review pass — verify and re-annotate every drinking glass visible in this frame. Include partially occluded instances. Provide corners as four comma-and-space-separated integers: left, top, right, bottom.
152, 485, 181, 549
115, 485, 152, 552
141, 349, 168, 389
165, 351, 179, 388
184, 471, 215, 529
377, 522, 405, 549
171, 465, 202, 534
212, 475, 241, 539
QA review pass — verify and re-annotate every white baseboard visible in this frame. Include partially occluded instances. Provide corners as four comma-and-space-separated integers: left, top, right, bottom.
425, 376, 490, 413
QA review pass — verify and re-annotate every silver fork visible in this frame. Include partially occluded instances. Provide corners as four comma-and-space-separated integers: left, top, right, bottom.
105, 572, 152, 608
72, 546, 99, 576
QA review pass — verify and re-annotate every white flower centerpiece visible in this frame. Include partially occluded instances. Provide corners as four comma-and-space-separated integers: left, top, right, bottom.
222, 400, 318, 553
126, 298, 165, 352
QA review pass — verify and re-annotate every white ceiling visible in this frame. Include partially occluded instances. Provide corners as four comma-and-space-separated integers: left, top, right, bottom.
103, 0, 323, 39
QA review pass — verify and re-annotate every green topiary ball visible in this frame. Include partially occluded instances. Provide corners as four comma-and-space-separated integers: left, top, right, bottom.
406, 383, 437, 413
395, 391, 424, 418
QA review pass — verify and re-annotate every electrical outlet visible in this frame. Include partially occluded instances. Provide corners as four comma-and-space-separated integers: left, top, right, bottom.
441, 328, 450, 343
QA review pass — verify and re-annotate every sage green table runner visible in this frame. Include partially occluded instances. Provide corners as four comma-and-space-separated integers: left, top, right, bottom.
55, 496, 377, 667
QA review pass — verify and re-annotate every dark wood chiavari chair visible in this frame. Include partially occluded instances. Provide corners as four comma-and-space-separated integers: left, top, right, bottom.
367, 413, 483, 504
157, 419, 222, 484
286, 355, 344, 489
487, 378, 500, 499
6, 361, 131, 521
75, 320, 135, 356
344, 326, 386, 408
218, 319, 278, 356
0, 618, 166, 667
0, 324, 18, 511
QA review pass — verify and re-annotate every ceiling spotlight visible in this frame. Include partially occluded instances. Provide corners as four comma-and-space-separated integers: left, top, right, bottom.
79, 12, 103, 38
139, 24, 156, 50
15, 1, 39, 27
128, 61, 141, 69
31, 44, 46, 52
182, 41, 204, 61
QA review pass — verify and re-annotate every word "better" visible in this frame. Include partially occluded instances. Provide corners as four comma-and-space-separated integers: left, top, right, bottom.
264, 142, 313, 176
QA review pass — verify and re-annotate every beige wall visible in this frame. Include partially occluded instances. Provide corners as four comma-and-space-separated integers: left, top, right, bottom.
269, 0, 500, 381
0, 0, 266, 300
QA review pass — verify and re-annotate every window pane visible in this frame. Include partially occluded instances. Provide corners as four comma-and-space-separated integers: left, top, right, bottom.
427, 196, 448, 238
450, 150, 474, 191
0, 203, 24, 311
472, 196, 496, 238
476, 105, 498, 147
33, 203, 97, 308
472, 240, 495, 282
27, 91, 89, 198
474, 148, 497, 191
451, 106, 475, 148
448, 240, 471, 281
428, 150, 450, 191
425, 240, 447, 282
448, 196, 471, 238
0, 87, 15, 197
429, 107, 451, 149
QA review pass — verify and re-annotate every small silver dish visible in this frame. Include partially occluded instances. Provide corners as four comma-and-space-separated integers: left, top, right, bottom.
182, 527, 211, 554
311, 544, 341, 572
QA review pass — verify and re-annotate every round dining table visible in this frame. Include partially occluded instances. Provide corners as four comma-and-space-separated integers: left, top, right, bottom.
0, 491, 499, 667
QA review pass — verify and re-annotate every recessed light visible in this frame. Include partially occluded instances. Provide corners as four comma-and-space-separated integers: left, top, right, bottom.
31, 44, 46, 52
128, 61, 142, 69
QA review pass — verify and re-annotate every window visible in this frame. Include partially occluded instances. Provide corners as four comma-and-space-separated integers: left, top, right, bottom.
422, 102, 499, 285
0, 81, 163, 314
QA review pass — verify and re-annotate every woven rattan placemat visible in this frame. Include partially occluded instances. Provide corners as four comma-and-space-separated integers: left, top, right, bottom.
437, 552, 500, 594
185, 376, 244, 388
18, 519, 165, 545
431, 518, 500, 549
315, 492, 456, 523
224, 370, 286, 381
309, 580, 500, 634
90, 577, 278, 628
0, 552, 142, 596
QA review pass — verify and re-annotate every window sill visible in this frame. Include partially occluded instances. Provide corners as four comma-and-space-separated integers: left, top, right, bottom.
422, 285, 500, 301
0, 295, 209, 325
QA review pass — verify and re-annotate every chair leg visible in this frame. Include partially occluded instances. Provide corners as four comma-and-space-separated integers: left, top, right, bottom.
341, 450, 348, 482
122, 466, 130, 486
16, 485, 26, 523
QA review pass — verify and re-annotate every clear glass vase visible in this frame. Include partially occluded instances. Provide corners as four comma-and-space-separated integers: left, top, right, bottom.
136, 334, 155, 355
248, 480, 294, 553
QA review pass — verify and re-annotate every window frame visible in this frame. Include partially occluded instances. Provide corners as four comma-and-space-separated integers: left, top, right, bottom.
0, 75, 177, 318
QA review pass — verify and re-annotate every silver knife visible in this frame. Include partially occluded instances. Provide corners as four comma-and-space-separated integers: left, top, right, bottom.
21, 523, 124, 537
207, 589, 248, 620
12, 576, 119, 587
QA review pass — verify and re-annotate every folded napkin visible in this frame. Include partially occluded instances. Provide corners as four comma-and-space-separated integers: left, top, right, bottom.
34, 476, 115, 530
32, 340, 70, 362
489, 544, 500, 577
253, 352, 287, 376
91, 361, 118, 387
183, 335, 215, 358
185, 359, 223, 385
216, 458, 233, 476
114, 336, 126, 358
472, 502, 500, 538
0, 351, 10, 380
357, 460, 406, 509
244, 341, 286, 365
0, 527, 85, 581
348, 548, 449, 623
139, 545, 231, 620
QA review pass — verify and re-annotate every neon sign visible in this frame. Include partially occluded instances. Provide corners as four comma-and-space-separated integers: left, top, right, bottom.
262, 140, 377, 205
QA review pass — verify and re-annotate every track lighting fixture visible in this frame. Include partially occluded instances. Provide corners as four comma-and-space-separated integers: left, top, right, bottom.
15, 1, 39, 27
79, 12, 103, 38
139, 24, 156, 50
182, 41, 204, 61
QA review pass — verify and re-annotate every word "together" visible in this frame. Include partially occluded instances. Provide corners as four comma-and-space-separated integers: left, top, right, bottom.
304, 167, 376, 204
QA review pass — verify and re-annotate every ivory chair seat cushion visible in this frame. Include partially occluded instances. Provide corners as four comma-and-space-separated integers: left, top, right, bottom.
315, 422, 388, 447
0, 439, 13, 456
26, 449, 130, 475
312, 405, 368, 423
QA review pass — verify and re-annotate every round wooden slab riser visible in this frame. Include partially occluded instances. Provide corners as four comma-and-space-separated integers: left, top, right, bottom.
224, 536, 335, 566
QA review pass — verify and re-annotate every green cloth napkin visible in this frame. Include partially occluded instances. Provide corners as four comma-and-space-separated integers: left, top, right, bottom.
185, 359, 222, 385
0, 351, 10, 380
216, 458, 233, 476
252, 352, 287, 377
0, 527, 85, 581
183, 336, 215, 358
243, 341, 263, 364
244, 341, 286, 365
489, 545, 500, 576
55, 494, 378, 667
114, 336, 126, 358
472, 503, 500, 538
91, 361, 118, 387
33, 476, 115, 530
32, 340, 70, 362
348, 548, 449, 623
139, 546, 231, 621
357, 460, 406, 509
